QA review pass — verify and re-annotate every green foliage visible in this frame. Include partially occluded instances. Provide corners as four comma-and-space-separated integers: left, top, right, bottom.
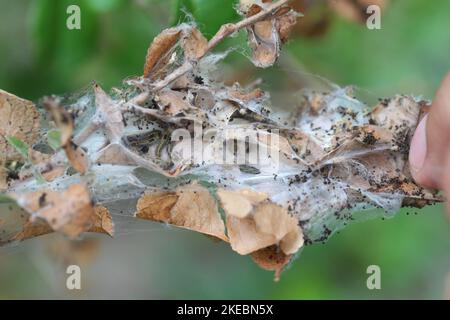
6, 136, 29, 159
47, 130, 62, 151
0, 194, 15, 203
5, 136, 45, 184
84, 0, 124, 13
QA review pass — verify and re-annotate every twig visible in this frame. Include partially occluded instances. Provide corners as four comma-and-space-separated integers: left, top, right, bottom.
206, 0, 291, 52
151, 0, 292, 91
73, 118, 102, 145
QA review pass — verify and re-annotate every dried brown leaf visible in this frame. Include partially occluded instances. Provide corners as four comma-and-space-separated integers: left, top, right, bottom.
43, 97, 89, 174
228, 88, 265, 102
143, 27, 181, 78
12, 220, 53, 242
93, 83, 124, 142
218, 189, 303, 255
277, 9, 298, 43
250, 245, 291, 281
136, 191, 179, 221
226, 214, 277, 255
0, 166, 8, 191
183, 27, 208, 60
370, 95, 421, 131
217, 189, 268, 218
41, 166, 66, 182
156, 89, 194, 116
64, 142, 89, 174
90, 205, 115, 237
136, 183, 228, 241
248, 19, 279, 68
95, 143, 136, 165
240, 1, 298, 68
12, 184, 95, 238
0, 89, 40, 162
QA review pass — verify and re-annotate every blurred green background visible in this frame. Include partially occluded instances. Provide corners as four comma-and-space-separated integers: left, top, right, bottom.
0, 0, 449, 299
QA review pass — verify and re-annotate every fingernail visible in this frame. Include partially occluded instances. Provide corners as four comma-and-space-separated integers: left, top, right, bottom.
409, 114, 428, 174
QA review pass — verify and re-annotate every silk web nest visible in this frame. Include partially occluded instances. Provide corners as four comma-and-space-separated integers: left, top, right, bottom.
0, 0, 441, 280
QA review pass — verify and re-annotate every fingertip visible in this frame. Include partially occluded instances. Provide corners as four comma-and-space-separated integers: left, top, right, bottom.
409, 114, 428, 183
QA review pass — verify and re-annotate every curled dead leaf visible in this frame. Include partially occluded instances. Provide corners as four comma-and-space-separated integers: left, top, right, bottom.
136, 191, 178, 222
64, 141, 89, 174
248, 19, 279, 68
12, 184, 95, 238
93, 82, 124, 142
90, 205, 115, 237
218, 188, 303, 256
41, 166, 67, 182
228, 87, 265, 103
155, 89, 194, 116
0, 89, 40, 162
251, 245, 291, 281
239, 0, 299, 68
136, 183, 228, 241
217, 189, 268, 218
276, 7, 298, 43
183, 27, 208, 61
12, 220, 53, 242
370, 95, 421, 132
143, 27, 181, 78
43, 97, 89, 174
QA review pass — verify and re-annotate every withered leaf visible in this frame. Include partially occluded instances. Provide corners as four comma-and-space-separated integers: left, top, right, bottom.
239, 0, 298, 68
276, 8, 298, 43
248, 19, 279, 68
12, 184, 95, 238
0, 166, 8, 191
155, 89, 194, 116
218, 189, 304, 256
43, 97, 89, 174
93, 82, 124, 142
12, 220, 53, 242
217, 189, 268, 218
95, 143, 137, 166
41, 166, 67, 182
136, 183, 228, 241
64, 141, 88, 174
143, 27, 181, 78
370, 95, 420, 131
90, 205, 115, 237
0, 89, 40, 162
5, 205, 114, 244
250, 245, 291, 281
228, 88, 265, 103
183, 27, 208, 61
136, 191, 178, 222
